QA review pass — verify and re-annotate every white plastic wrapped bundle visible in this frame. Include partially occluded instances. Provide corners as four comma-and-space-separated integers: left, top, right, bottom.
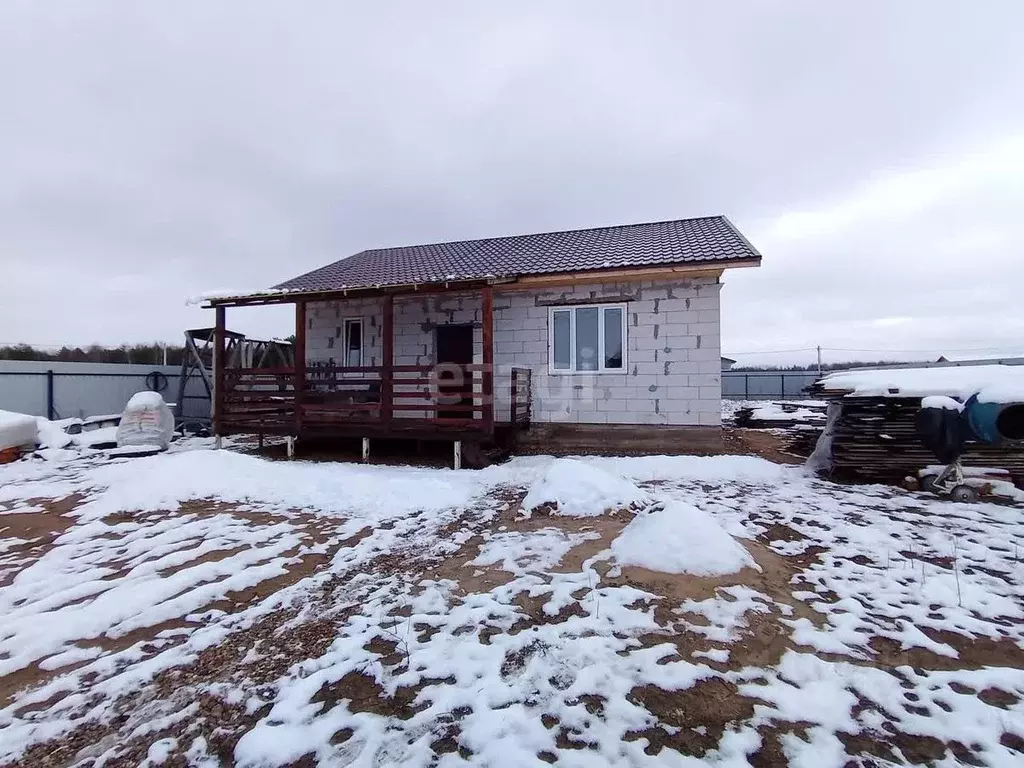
116, 392, 175, 450
0, 410, 37, 452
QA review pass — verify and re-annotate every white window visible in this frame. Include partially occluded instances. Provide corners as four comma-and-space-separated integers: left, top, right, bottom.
342, 318, 363, 367
549, 304, 627, 373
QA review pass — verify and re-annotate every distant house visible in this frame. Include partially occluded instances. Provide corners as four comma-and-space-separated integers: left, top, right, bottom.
203, 216, 761, 463
721, 356, 737, 371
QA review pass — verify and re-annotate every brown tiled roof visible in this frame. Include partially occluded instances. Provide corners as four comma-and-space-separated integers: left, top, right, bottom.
274, 215, 759, 292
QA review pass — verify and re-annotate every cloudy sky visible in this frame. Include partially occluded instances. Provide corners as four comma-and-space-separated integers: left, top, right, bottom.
2, 1, 1022, 367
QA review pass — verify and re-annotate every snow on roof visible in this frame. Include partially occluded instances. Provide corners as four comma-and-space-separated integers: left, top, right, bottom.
817, 365, 1024, 404
184, 287, 295, 306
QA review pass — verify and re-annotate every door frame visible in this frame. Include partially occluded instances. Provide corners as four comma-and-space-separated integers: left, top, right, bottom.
434, 324, 475, 419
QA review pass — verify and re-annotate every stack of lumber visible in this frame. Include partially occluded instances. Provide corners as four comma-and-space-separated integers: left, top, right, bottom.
810, 395, 1024, 485
785, 424, 825, 458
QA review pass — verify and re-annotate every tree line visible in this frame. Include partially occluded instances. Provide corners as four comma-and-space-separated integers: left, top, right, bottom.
0, 343, 187, 366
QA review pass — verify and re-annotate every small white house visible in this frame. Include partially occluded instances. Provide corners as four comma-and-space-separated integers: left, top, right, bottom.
203, 215, 761, 461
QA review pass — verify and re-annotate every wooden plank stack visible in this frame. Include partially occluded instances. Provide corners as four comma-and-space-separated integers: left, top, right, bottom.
809, 394, 1024, 485
784, 425, 824, 458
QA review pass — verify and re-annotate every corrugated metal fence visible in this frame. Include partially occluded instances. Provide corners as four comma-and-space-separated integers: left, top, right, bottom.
721, 369, 821, 400
0, 361, 210, 421
1, 360, 815, 417
721, 359, 1024, 400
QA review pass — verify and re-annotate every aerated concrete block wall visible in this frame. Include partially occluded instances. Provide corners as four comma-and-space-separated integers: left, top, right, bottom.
493, 276, 722, 426
303, 274, 722, 427
306, 297, 384, 367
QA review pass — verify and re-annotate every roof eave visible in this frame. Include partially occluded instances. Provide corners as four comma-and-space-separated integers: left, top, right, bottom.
202, 257, 760, 308
201, 276, 504, 308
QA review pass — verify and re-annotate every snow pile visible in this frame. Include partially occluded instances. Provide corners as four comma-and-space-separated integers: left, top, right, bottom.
116, 392, 175, 451
74, 448, 486, 521
34, 417, 74, 449
0, 411, 37, 453
817, 364, 1024, 403
72, 426, 119, 449
610, 500, 757, 576
520, 458, 647, 517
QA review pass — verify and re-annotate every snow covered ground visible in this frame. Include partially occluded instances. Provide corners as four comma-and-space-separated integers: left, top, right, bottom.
721, 399, 825, 426
2, 443, 1024, 766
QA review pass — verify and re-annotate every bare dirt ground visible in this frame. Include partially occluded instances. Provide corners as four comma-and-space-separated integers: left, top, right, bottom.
721, 428, 804, 466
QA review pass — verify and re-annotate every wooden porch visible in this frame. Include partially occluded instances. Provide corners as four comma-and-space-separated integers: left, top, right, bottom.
216, 363, 532, 439
210, 286, 532, 463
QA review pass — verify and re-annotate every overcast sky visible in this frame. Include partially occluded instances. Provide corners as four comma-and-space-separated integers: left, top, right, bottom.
2, 1, 1022, 366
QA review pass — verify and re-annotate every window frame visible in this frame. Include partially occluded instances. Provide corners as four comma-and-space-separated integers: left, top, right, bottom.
547, 303, 628, 375
341, 317, 364, 368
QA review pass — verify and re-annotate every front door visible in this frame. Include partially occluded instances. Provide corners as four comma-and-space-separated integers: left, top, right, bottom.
435, 325, 474, 419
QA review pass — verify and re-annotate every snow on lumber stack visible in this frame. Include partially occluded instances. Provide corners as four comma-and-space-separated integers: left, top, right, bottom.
0, 410, 37, 456
814, 364, 1024, 404
521, 458, 648, 517
610, 501, 757, 576
809, 366, 1024, 486
809, 396, 1024, 486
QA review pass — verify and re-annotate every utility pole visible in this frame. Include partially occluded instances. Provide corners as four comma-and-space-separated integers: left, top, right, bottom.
816, 345, 823, 377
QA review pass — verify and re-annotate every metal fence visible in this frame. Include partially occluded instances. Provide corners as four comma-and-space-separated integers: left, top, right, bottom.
1, 360, 818, 416
0, 361, 209, 421
722, 369, 821, 400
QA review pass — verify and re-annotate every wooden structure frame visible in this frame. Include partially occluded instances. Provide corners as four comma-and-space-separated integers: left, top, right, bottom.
175, 327, 294, 429
208, 282, 533, 455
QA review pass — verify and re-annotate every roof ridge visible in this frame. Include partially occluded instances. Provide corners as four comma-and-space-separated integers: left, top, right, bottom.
354, 214, 727, 257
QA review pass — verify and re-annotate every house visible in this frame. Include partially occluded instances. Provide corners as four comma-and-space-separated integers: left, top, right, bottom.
721, 356, 737, 371
203, 215, 761, 464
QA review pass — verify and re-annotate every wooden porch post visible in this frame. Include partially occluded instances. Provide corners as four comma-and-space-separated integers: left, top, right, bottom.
213, 305, 226, 442
382, 294, 394, 426
481, 284, 494, 433
294, 301, 307, 436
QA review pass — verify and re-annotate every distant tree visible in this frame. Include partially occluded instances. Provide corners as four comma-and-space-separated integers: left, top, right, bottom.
0, 343, 187, 365
0, 344, 40, 361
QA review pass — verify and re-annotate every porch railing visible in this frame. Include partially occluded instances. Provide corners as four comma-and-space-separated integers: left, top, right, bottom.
219, 364, 533, 434
510, 367, 532, 425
